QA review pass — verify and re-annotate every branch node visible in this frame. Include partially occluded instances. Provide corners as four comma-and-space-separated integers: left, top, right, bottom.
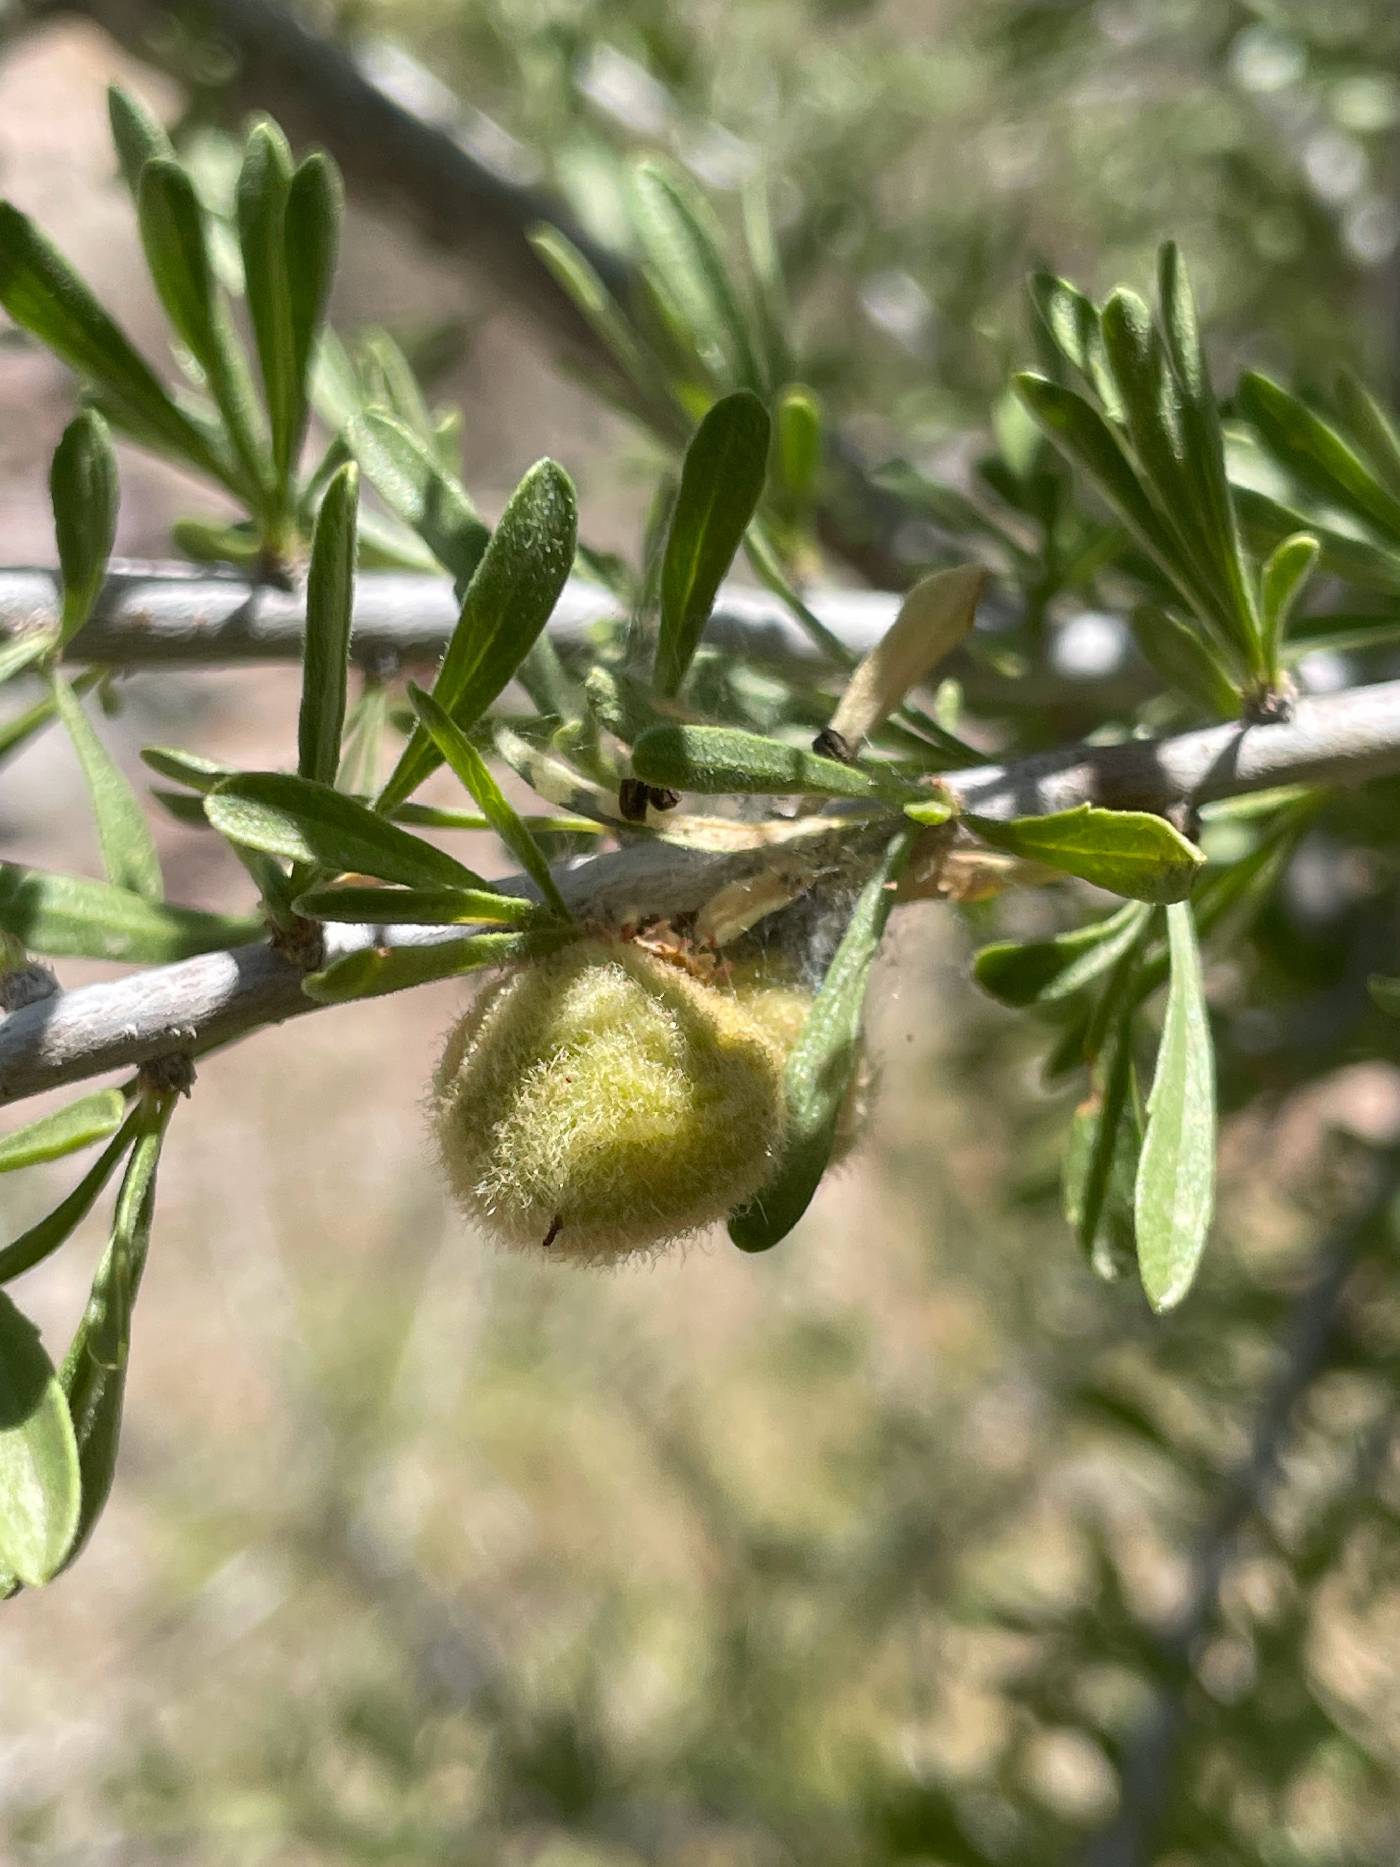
138, 1052, 197, 1099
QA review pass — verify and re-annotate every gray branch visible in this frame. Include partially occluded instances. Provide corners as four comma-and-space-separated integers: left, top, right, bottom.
0, 561, 901, 671
3, 680, 1400, 1108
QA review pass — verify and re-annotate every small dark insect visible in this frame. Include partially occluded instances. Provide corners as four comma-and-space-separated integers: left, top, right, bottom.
812, 727, 854, 763
541, 1215, 563, 1249
618, 778, 681, 821
617, 777, 651, 822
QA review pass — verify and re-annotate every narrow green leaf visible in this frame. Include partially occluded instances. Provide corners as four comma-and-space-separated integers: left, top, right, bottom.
298, 462, 358, 785
1064, 999, 1142, 1282
140, 745, 230, 792
1135, 903, 1216, 1311
293, 884, 541, 926
236, 120, 297, 500
0, 632, 57, 688
1334, 368, 1400, 498
136, 159, 268, 503
359, 328, 435, 439
59, 1102, 170, 1570
1371, 975, 1400, 1018
51, 673, 163, 902
376, 459, 578, 812
283, 152, 342, 468
0, 1293, 80, 1588
407, 685, 573, 919
303, 925, 575, 1004
1128, 604, 1241, 718
633, 722, 899, 801
774, 384, 822, 502
50, 411, 118, 645
1239, 372, 1400, 544
1259, 531, 1320, 673
655, 391, 771, 696
1028, 272, 1122, 417
347, 411, 490, 589
107, 86, 174, 199
206, 772, 488, 891
0, 201, 225, 479
0, 861, 258, 962
730, 832, 912, 1251
631, 158, 763, 389
527, 223, 676, 425
973, 900, 1152, 1007
1015, 373, 1183, 577
1100, 289, 1247, 660
0, 1091, 127, 1175
1155, 243, 1261, 658
965, 805, 1205, 904
1232, 483, 1400, 594
0, 1114, 140, 1286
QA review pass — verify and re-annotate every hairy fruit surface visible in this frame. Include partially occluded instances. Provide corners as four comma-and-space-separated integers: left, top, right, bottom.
432, 939, 789, 1262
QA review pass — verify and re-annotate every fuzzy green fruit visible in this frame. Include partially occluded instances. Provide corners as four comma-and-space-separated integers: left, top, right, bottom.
432, 939, 790, 1263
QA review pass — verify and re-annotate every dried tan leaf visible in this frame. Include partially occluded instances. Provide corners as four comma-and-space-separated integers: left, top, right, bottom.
829, 562, 985, 747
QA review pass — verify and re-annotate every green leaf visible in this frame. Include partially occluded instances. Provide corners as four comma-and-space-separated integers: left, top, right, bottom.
1064, 1008, 1143, 1283
973, 900, 1152, 1007
632, 722, 900, 801
1370, 975, 1400, 1018
0, 1091, 127, 1175
136, 159, 268, 504
284, 151, 342, 463
298, 462, 358, 786
293, 884, 541, 926
631, 158, 763, 389
1128, 604, 1241, 718
375, 459, 578, 812
965, 805, 1205, 904
140, 745, 230, 793
107, 86, 174, 199
0, 1292, 80, 1588
407, 685, 573, 919
358, 328, 435, 439
0, 1114, 140, 1286
51, 673, 163, 902
0, 632, 57, 689
1239, 372, 1400, 544
59, 1102, 170, 1571
1135, 902, 1216, 1311
303, 925, 575, 1004
0, 861, 258, 962
347, 411, 490, 590
1099, 289, 1247, 661
730, 832, 912, 1251
1015, 373, 1184, 579
206, 773, 489, 892
236, 119, 297, 502
50, 411, 118, 645
1333, 368, 1400, 498
774, 383, 822, 502
1260, 531, 1320, 673
1027, 272, 1121, 417
1155, 243, 1261, 657
0, 201, 225, 480
655, 390, 771, 696
527, 223, 676, 426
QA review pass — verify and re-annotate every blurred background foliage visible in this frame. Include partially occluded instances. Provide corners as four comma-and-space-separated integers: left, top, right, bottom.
3, 0, 1400, 1861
